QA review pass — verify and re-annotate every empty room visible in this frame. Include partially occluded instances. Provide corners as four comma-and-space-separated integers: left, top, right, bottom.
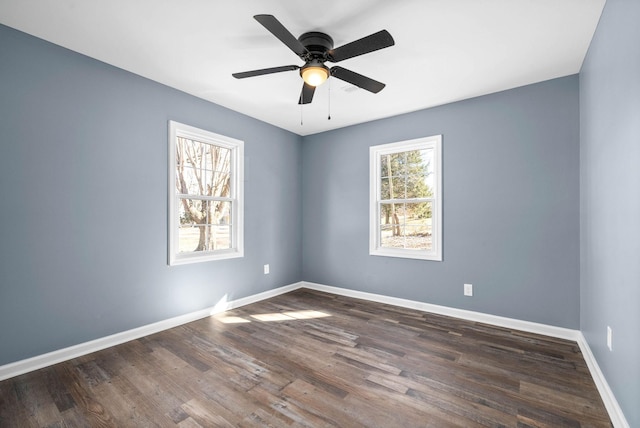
0, 1, 638, 427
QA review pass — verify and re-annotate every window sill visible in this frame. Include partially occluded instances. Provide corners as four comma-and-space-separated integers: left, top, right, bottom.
169, 249, 244, 266
370, 248, 442, 261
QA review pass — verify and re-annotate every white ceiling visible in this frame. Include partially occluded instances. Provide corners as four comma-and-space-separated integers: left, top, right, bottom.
0, 0, 605, 136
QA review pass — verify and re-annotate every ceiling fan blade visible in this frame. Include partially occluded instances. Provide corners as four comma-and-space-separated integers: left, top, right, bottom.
327, 30, 395, 63
298, 82, 316, 104
232, 65, 299, 79
254, 14, 308, 58
330, 66, 386, 93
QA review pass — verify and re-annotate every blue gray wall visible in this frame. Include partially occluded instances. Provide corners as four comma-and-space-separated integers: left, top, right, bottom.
0, 24, 303, 366
580, 0, 640, 425
302, 76, 580, 329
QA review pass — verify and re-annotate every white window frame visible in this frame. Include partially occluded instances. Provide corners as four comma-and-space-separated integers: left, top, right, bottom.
369, 135, 443, 261
168, 121, 244, 265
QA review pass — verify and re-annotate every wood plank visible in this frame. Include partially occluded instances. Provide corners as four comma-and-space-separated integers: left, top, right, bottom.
0, 378, 39, 428
180, 398, 235, 427
12, 371, 63, 427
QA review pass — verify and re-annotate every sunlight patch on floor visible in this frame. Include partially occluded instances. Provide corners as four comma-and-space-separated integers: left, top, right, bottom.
215, 316, 251, 324
215, 310, 331, 323
251, 310, 331, 322
282, 310, 331, 319
250, 313, 295, 322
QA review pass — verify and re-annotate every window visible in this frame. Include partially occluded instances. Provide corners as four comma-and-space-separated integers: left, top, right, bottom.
370, 135, 442, 261
168, 121, 244, 265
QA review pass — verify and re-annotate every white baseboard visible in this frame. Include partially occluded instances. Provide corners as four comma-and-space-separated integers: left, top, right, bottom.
575, 332, 630, 428
0, 282, 302, 382
0, 280, 627, 427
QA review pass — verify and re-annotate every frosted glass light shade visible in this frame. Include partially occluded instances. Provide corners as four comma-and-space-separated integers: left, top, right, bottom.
301, 66, 329, 87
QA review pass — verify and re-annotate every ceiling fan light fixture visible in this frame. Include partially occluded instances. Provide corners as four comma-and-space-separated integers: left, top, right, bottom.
301, 64, 329, 87
234, 15, 394, 104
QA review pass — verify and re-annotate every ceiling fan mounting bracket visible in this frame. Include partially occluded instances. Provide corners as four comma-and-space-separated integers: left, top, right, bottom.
298, 31, 334, 61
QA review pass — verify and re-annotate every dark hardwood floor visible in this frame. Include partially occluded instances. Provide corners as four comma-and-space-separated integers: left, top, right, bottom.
0, 289, 612, 427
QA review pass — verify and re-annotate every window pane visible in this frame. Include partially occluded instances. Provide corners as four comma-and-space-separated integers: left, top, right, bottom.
404, 149, 432, 198
210, 172, 231, 198
379, 202, 400, 245
380, 177, 391, 200
421, 148, 436, 195
177, 224, 232, 253
383, 167, 406, 200
178, 224, 203, 253
390, 152, 404, 176
406, 201, 432, 221
202, 145, 215, 171
402, 225, 432, 250
380, 154, 390, 179
176, 166, 202, 195
176, 138, 232, 198
209, 225, 231, 250
379, 203, 402, 224
381, 153, 403, 178
379, 202, 433, 250
408, 175, 433, 198
209, 146, 231, 173
392, 174, 406, 199
210, 201, 231, 225
207, 200, 231, 251
389, 153, 403, 175
382, 151, 437, 200
406, 201, 432, 250
178, 198, 205, 225
177, 137, 204, 168
177, 198, 233, 253
177, 198, 207, 251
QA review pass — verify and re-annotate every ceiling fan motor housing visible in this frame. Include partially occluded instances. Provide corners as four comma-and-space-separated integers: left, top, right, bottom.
298, 32, 334, 59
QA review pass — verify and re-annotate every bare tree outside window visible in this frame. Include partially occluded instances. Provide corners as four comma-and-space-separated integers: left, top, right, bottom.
175, 137, 232, 253
168, 121, 243, 265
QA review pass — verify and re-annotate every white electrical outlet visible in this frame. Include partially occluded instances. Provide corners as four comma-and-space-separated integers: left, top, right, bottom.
264, 264, 270, 275
464, 283, 473, 296
607, 326, 613, 351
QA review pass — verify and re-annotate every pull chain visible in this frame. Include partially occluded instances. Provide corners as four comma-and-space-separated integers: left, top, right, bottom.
327, 78, 332, 120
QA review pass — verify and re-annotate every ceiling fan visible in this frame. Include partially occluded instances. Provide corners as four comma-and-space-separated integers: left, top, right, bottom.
232, 14, 395, 105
